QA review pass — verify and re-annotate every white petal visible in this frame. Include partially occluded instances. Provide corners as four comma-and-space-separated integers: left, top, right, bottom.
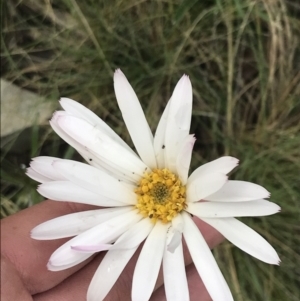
51, 112, 140, 183
88, 248, 137, 301
187, 173, 228, 202
153, 100, 170, 168
38, 181, 130, 207
60, 98, 136, 155
182, 212, 233, 301
188, 156, 239, 184
49, 209, 142, 269
201, 217, 280, 265
50, 112, 106, 170
31, 207, 131, 240
165, 75, 193, 172
48, 256, 91, 271
112, 217, 154, 250
176, 135, 196, 184
73, 217, 154, 253
30, 156, 65, 180
56, 114, 148, 177
167, 214, 184, 253
113, 69, 157, 168
205, 180, 270, 202
187, 200, 281, 218
163, 241, 189, 301
26, 167, 52, 183
71, 243, 113, 253
52, 160, 137, 204
132, 222, 168, 301
87, 218, 154, 301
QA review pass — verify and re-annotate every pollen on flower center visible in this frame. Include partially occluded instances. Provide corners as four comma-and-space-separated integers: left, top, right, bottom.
135, 168, 186, 223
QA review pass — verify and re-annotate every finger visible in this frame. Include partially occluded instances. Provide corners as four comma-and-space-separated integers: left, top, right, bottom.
1, 200, 97, 295
32, 217, 223, 301
1, 255, 33, 301
150, 263, 212, 301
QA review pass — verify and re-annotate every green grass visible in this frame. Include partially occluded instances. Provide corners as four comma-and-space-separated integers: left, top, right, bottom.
1, 0, 300, 300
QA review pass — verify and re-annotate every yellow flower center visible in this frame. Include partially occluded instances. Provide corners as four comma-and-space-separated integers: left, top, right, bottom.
135, 168, 187, 223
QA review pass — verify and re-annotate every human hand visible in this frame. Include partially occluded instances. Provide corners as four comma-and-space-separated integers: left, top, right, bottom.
1, 200, 223, 301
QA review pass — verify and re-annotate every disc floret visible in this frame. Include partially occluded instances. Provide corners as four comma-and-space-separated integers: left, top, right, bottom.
135, 168, 186, 223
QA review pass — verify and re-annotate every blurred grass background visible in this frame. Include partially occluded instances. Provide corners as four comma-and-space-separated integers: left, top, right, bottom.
1, 0, 300, 300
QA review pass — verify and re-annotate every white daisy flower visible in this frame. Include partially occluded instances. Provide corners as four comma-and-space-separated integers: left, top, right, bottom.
27, 69, 280, 301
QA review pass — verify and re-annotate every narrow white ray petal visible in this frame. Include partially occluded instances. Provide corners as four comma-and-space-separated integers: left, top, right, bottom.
30, 157, 65, 180
51, 113, 140, 183
205, 180, 270, 202
176, 135, 196, 184
48, 255, 91, 271
26, 168, 52, 183
112, 217, 154, 250
71, 244, 113, 253
50, 112, 102, 166
114, 69, 157, 168
49, 209, 142, 268
165, 75, 193, 172
60, 98, 136, 155
182, 212, 233, 301
166, 214, 184, 253
38, 181, 129, 207
166, 230, 181, 253
163, 241, 189, 301
87, 247, 138, 301
153, 100, 170, 168
87, 218, 154, 300
72, 217, 153, 253
187, 200, 281, 218
201, 217, 280, 265
56, 114, 148, 176
31, 207, 132, 240
50, 112, 106, 169
132, 222, 168, 301
188, 156, 239, 184
52, 160, 137, 204
187, 173, 228, 203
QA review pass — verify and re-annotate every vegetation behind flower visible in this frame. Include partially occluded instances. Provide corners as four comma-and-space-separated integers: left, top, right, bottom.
1, 1, 299, 300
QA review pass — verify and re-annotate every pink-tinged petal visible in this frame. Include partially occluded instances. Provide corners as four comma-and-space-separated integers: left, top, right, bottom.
165, 75, 193, 173
60, 97, 135, 155
132, 222, 168, 301
205, 180, 270, 202
163, 240, 189, 301
56, 114, 148, 177
87, 218, 153, 301
188, 156, 239, 184
182, 212, 233, 301
187, 173, 228, 202
200, 217, 280, 265
153, 100, 170, 168
187, 200, 281, 218
51, 160, 136, 204
26, 167, 52, 183
114, 69, 157, 169
38, 181, 130, 207
48, 209, 142, 269
31, 207, 132, 240
176, 134, 196, 184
